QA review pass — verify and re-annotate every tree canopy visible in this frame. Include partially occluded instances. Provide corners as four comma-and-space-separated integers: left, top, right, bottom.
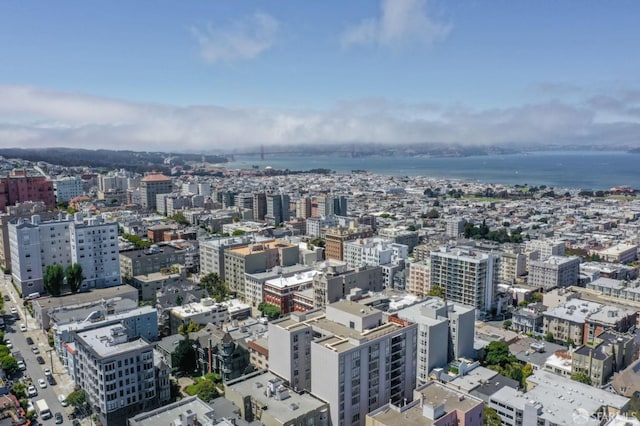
174, 339, 197, 373
66, 263, 84, 293
258, 302, 281, 320
200, 273, 230, 302
44, 264, 64, 296
65, 390, 87, 407
427, 285, 444, 298
0, 355, 18, 376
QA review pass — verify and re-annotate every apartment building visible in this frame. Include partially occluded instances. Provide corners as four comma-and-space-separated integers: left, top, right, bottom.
367, 381, 484, 426
9, 213, 120, 296
488, 370, 629, 426
377, 227, 419, 252
265, 193, 290, 226
572, 331, 635, 387
445, 217, 467, 239
223, 240, 298, 301
263, 270, 317, 314
406, 259, 431, 298
395, 297, 475, 384
269, 301, 418, 426
312, 262, 383, 308
528, 255, 580, 290
343, 237, 409, 269
0, 201, 54, 270
200, 235, 271, 280
244, 264, 313, 308
225, 371, 330, 426
542, 299, 602, 344
72, 324, 160, 426
119, 244, 185, 283
597, 243, 638, 264
69, 214, 120, 289
53, 176, 84, 202
325, 225, 375, 261
429, 247, 500, 313
0, 169, 55, 210
169, 298, 229, 334
499, 251, 526, 284
140, 172, 172, 211
587, 277, 640, 303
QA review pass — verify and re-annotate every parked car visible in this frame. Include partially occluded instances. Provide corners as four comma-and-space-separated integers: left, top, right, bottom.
55, 412, 63, 424
27, 385, 37, 397
3, 295, 9, 301
37, 378, 47, 388
19, 324, 26, 332
31, 346, 40, 354
44, 368, 51, 376
58, 394, 68, 407
4, 339, 11, 349
36, 356, 45, 365
17, 360, 26, 370
26, 337, 34, 345
47, 375, 56, 386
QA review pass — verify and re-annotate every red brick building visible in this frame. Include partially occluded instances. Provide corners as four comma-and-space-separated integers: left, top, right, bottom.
0, 169, 55, 210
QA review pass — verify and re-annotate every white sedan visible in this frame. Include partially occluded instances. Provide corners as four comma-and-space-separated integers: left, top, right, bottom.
19, 324, 27, 332
4, 339, 11, 349
38, 378, 47, 389
27, 386, 37, 397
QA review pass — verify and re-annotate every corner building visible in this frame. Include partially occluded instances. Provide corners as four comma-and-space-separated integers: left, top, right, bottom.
269, 301, 418, 426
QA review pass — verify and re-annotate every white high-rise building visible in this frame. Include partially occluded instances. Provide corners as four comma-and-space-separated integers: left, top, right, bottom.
343, 237, 409, 269
9, 213, 120, 295
53, 176, 84, 202
430, 246, 500, 313
72, 324, 157, 426
269, 301, 417, 426
395, 297, 475, 384
528, 255, 580, 290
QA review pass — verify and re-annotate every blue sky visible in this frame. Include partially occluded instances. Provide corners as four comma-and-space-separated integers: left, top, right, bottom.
0, 0, 639, 151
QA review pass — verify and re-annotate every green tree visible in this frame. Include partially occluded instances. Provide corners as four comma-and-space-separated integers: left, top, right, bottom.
173, 339, 197, 374
258, 302, 281, 320
179, 321, 202, 335
171, 212, 189, 225
427, 285, 444, 298
530, 292, 543, 303
44, 264, 64, 296
545, 332, 554, 342
65, 390, 87, 407
200, 273, 230, 302
483, 406, 502, 426
12, 382, 26, 399
425, 209, 440, 219
522, 363, 534, 386
195, 378, 219, 401
65, 263, 84, 293
484, 341, 515, 367
571, 372, 592, 385
0, 355, 18, 376
231, 229, 246, 236
309, 237, 325, 248
176, 294, 183, 306
503, 319, 512, 329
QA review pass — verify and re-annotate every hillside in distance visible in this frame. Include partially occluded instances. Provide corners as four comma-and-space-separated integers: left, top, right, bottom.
0, 148, 227, 173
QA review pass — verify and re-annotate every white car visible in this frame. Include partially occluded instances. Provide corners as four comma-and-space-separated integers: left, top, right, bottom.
27, 385, 37, 397
58, 394, 68, 407
4, 339, 11, 349
38, 378, 47, 389
19, 324, 27, 332
9, 307, 17, 315
31, 346, 40, 354
17, 360, 26, 370
44, 368, 52, 376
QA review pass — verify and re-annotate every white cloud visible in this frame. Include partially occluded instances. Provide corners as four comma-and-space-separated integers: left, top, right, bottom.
0, 84, 639, 151
341, 0, 452, 48
191, 12, 278, 63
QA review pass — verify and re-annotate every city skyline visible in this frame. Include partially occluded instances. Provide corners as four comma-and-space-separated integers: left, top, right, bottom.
1, 0, 639, 151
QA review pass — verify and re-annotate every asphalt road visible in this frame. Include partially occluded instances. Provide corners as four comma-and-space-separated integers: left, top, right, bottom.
1, 274, 82, 425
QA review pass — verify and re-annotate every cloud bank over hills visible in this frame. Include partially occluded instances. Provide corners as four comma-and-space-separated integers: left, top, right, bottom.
1, 84, 639, 152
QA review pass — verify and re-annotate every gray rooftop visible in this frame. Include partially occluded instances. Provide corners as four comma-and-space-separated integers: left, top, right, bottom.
76, 324, 151, 359
543, 298, 602, 324
224, 371, 327, 424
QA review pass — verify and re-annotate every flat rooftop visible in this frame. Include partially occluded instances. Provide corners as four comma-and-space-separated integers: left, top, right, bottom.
76, 324, 151, 359
225, 371, 327, 423
228, 240, 296, 256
